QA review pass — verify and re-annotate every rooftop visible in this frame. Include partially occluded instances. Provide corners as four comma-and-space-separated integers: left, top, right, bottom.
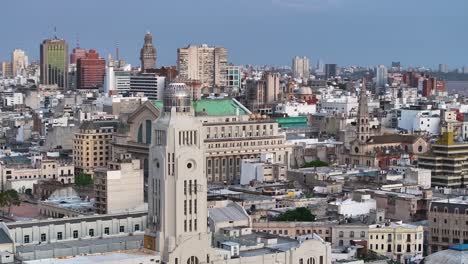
151, 98, 250, 116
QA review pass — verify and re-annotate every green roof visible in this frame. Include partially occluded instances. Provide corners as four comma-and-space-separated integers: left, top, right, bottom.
151, 99, 250, 116
274, 116, 308, 129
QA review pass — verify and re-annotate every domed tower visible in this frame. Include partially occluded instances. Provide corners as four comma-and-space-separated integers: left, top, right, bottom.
140, 32, 157, 71
163, 83, 192, 114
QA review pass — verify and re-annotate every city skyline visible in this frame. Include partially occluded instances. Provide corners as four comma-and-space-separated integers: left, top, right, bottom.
0, 0, 467, 68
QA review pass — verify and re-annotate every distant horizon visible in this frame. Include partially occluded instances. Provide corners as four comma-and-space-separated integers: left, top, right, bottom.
1, 0, 466, 69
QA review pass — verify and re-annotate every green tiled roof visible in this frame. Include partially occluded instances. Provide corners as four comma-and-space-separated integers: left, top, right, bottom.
274, 116, 308, 129
150, 99, 250, 116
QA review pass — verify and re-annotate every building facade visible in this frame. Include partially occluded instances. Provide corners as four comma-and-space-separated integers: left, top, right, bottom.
292, 56, 310, 80
40, 38, 69, 88
130, 73, 166, 100
177, 44, 228, 88
12, 49, 28, 77
140, 32, 157, 71
76, 49, 106, 91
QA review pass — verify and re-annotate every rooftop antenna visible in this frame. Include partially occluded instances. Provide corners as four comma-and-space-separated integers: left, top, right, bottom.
54, 26, 57, 39
116, 43, 119, 60
76, 33, 80, 48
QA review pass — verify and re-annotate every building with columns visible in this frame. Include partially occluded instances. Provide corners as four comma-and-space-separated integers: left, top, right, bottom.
144, 82, 331, 264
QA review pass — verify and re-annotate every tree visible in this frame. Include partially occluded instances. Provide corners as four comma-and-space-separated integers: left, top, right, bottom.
301, 159, 328, 168
0, 190, 21, 215
275, 207, 316, 222
75, 173, 93, 187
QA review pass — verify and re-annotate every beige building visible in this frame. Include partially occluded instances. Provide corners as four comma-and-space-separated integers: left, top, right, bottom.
252, 221, 333, 242
144, 83, 331, 264
94, 154, 145, 214
112, 99, 291, 184
73, 120, 120, 175
0, 157, 74, 192
428, 197, 468, 254
368, 222, 424, 262
177, 44, 228, 88
11, 49, 28, 76
1, 62, 13, 78
292, 56, 310, 80
332, 224, 369, 247
245, 72, 281, 114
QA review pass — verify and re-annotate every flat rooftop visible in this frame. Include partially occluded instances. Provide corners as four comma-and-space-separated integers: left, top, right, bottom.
23, 250, 159, 264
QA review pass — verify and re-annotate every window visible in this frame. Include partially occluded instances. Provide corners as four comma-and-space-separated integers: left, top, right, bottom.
137, 124, 143, 143
89, 229, 94, 237
350, 231, 355, 238
104, 227, 110, 235
135, 224, 140, 231
24, 235, 30, 244
339, 231, 344, 238
57, 232, 63, 240
73, 230, 78, 239
120, 226, 125, 232
360, 231, 365, 238
41, 233, 46, 242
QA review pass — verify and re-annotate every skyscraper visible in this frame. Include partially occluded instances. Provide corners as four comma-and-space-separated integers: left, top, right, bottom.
140, 32, 157, 72
1, 62, 13, 79
11, 49, 28, 77
292, 56, 310, 80
438, 64, 449, 73
76, 49, 106, 90
325, 64, 337, 79
40, 38, 69, 88
375, 65, 388, 88
70, 46, 87, 64
177, 44, 228, 88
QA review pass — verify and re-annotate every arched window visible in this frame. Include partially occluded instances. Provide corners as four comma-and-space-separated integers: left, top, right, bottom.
145, 120, 152, 144
137, 124, 143, 143
187, 256, 199, 264
350, 231, 355, 238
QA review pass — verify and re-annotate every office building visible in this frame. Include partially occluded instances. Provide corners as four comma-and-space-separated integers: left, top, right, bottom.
226, 66, 241, 93
292, 56, 310, 80
144, 82, 331, 264
11, 49, 28, 76
245, 72, 281, 114
419, 132, 468, 187
70, 46, 87, 64
140, 32, 157, 71
105, 57, 131, 95
94, 154, 145, 214
428, 197, 468, 254
375, 65, 388, 88
438, 64, 449, 73
76, 49, 106, 91
325, 64, 337, 79
130, 72, 166, 100
177, 44, 228, 87
1, 62, 13, 78
40, 38, 69, 88
73, 120, 120, 176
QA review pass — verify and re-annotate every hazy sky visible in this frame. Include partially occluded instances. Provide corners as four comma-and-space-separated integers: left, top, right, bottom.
1, 0, 467, 68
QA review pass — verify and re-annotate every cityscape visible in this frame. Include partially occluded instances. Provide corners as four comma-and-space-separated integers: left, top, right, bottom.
0, 1, 468, 264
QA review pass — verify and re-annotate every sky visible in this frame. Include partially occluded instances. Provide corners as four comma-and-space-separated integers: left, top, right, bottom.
0, 0, 467, 68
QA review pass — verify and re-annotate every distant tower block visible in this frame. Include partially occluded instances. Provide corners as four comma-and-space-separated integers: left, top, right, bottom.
140, 32, 157, 71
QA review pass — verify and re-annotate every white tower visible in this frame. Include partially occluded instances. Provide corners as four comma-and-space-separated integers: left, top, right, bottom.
146, 83, 211, 264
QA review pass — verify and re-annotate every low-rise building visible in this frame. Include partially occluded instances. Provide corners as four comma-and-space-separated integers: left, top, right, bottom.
328, 195, 377, 218
240, 153, 287, 185
252, 221, 334, 242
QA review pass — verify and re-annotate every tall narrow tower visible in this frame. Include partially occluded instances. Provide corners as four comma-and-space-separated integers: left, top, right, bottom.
146, 83, 211, 263
140, 32, 157, 71
356, 79, 371, 142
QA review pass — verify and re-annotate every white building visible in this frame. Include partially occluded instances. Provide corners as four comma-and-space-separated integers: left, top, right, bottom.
328, 195, 377, 217
321, 95, 358, 116
375, 65, 388, 88
275, 101, 317, 117
130, 73, 166, 100
398, 108, 441, 135
4, 92, 24, 106
404, 167, 431, 189
240, 153, 287, 185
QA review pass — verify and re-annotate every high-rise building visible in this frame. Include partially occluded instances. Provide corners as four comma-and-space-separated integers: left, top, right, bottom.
11, 49, 28, 76
40, 38, 69, 88
226, 66, 241, 93
130, 72, 166, 100
375, 65, 388, 88
245, 72, 281, 114
105, 56, 131, 95
70, 47, 87, 64
1, 62, 13, 79
140, 32, 157, 72
177, 44, 228, 88
316, 59, 325, 74
292, 56, 310, 80
76, 49, 106, 90
438, 64, 449, 73
325, 64, 337, 79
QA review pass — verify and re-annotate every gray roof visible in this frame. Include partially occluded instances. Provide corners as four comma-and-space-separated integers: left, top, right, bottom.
0, 229, 13, 244
424, 248, 468, 264
209, 203, 249, 223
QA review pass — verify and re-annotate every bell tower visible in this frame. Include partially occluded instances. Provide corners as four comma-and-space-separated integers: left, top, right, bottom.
356, 79, 371, 142
146, 83, 211, 264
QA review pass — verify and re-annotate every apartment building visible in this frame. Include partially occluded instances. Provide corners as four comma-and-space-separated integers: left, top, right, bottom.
332, 224, 369, 248
73, 120, 120, 176
94, 155, 145, 214
428, 197, 468, 254
368, 222, 423, 262
0, 156, 74, 192
252, 221, 333, 242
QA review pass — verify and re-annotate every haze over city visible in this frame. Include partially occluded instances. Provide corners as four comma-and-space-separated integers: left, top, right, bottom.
1, 0, 467, 67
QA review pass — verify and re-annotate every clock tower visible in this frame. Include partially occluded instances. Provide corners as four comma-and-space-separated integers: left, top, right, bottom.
145, 83, 211, 264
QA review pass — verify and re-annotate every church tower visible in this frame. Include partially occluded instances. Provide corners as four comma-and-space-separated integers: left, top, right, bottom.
356, 79, 371, 142
140, 32, 157, 71
145, 83, 211, 264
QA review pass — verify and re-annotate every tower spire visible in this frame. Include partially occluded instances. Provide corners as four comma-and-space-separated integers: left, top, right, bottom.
356, 78, 371, 142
